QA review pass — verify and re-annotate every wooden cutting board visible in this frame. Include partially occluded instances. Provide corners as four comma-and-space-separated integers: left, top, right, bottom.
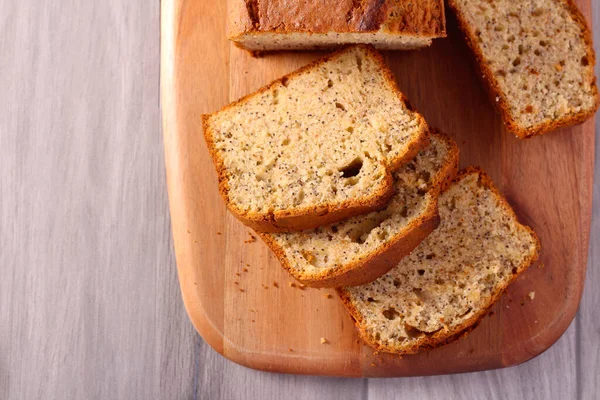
160, 0, 595, 376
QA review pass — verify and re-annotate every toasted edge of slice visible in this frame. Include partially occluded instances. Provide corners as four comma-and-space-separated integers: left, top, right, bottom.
203, 45, 429, 233
337, 167, 541, 354
448, 0, 599, 138
259, 132, 459, 287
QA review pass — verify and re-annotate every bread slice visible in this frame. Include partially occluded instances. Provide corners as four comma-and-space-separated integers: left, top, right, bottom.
228, 0, 446, 52
338, 168, 541, 354
203, 45, 429, 233
259, 132, 459, 287
448, 0, 599, 138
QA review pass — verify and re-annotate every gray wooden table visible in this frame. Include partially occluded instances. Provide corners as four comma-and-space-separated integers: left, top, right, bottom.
1, 1, 599, 399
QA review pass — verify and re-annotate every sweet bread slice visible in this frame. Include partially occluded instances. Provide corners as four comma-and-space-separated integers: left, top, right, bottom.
338, 168, 541, 354
203, 45, 429, 232
448, 0, 599, 138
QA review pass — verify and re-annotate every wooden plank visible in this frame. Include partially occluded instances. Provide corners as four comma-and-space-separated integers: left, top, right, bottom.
0, 1, 197, 398
164, 0, 595, 377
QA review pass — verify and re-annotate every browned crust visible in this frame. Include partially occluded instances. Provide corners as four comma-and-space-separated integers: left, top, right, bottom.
337, 167, 542, 355
447, 0, 599, 139
203, 45, 430, 233
258, 131, 460, 287
228, 0, 446, 40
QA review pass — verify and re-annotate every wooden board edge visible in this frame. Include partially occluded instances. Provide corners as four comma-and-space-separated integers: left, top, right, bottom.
160, 0, 225, 354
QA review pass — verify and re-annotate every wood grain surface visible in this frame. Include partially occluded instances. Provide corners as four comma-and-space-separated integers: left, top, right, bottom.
1, 0, 599, 399
162, 0, 595, 378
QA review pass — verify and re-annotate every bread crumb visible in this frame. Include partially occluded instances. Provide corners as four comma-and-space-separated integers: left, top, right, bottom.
324, 293, 332, 299
297, 284, 306, 291
538, 262, 545, 269
216, 232, 222, 235
235, 273, 241, 277
244, 233, 257, 243
187, 230, 191, 233
528, 291, 535, 300
370, 363, 376, 367
194, 240, 198, 243
234, 282, 239, 285
288, 348, 294, 352
251, 319, 255, 322
289, 282, 296, 288
243, 268, 249, 272
239, 289, 245, 292
320, 338, 328, 344
273, 281, 279, 288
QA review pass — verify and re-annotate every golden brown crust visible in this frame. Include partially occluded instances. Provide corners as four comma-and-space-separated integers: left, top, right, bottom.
337, 167, 542, 355
258, 131, 459, 287
203, 45, 430, 233
447, 0, 599, 138
228, 0, 446, 40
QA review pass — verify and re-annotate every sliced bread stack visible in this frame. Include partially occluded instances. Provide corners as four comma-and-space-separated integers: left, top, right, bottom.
259, 132, 459, 287
204, 45, 541, 355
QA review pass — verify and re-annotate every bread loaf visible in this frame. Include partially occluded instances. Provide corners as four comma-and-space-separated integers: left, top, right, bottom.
228, 0, 446, 52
